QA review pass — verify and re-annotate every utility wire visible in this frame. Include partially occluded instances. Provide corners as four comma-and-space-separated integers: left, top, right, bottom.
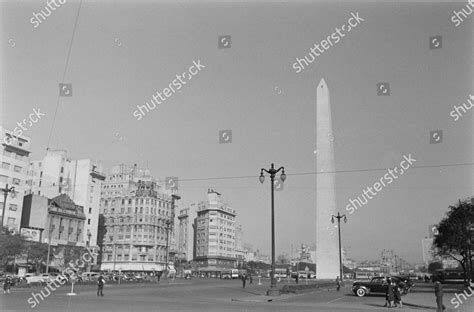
46, 0, 83, 150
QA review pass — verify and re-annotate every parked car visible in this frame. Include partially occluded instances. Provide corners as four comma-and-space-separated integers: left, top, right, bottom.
81, 272, 100, 281
24, 273, 46, 284
352, 276, 409, 297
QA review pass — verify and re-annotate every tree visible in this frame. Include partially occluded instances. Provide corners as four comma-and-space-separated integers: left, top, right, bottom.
0, 226, 26, 272
25, 241, 51, 273
433, 199, 474, 284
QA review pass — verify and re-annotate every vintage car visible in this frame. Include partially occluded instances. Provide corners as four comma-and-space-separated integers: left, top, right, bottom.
352, 276, 411, 297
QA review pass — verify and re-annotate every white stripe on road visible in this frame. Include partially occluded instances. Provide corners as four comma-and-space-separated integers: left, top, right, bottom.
327, 297, 344, 304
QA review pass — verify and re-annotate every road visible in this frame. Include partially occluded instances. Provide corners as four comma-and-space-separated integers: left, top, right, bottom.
1, 279, 472, 311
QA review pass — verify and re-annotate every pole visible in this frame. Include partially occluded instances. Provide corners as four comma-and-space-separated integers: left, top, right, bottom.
1, 184, 14, 228
46, 216, 52, 273
338, 215, 343, 283
270, 170, 276, 292
113, 243, 116, 272
165, 221, 169, 278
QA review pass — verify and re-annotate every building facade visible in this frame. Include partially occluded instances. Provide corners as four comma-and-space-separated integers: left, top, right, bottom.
177, 203, 200, 262
194, 189, 237, 268
27, 149, 105, 247
99, 164, 178, 272
0, 128, 31, 232
21, 193, 86, 246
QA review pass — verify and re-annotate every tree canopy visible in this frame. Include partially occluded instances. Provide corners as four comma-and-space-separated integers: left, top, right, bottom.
433, 199, 473, 283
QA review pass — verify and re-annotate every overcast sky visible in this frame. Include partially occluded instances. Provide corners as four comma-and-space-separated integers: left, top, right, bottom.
1, 0, 472, 264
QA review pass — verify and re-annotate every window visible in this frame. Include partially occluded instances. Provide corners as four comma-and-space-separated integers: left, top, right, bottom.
89, 208, 92, 214
9, 204, 18, 211
61, 167, 64, 173
1, 162, 10, 170
12, 178, 20, 186
0, 175, 8, 183
88, 219, 91, 225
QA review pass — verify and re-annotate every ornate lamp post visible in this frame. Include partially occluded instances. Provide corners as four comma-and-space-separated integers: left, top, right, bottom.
331, 212, 347, 283
259, 163, 286, 296
1, 184, 16, 228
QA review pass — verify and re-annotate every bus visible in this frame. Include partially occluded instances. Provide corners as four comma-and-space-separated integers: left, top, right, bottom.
432, 269, 467, 284
231, 269, 239, 279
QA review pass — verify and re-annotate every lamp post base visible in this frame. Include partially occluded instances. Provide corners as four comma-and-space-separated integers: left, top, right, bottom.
266, 287, 280, 296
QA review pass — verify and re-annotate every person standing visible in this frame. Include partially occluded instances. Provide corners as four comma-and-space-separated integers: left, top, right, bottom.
97, 274, 105, 297
241, 273, 246, 288
336, 276, 341, 291
249, 274, 253, 284
384, 277, 394, 308
393, 285, 403, 308
434, 281, 445, 311
3, 275, 12, 294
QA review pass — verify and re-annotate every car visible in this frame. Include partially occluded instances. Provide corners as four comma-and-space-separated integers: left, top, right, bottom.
24, 273, 46, 284
352, 276, 408, 297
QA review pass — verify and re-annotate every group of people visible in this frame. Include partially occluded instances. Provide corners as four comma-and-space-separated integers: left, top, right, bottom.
383, 277, 403, 308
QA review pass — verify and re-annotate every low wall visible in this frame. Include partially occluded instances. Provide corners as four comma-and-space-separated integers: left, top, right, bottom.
280, 281, 335, 294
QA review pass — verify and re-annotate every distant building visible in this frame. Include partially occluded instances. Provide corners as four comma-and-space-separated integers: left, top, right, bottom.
27, 149, 105, 247
21, 193, 86, 247
194, 189, 237, 268
234, 224, 245, 266
177, 203, 200, 262
0, 128, 32, 232
99, 164, 179, 272
422, 238, 435, 266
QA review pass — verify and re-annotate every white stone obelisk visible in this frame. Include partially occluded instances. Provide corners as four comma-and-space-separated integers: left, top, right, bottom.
315, 78, 339, 279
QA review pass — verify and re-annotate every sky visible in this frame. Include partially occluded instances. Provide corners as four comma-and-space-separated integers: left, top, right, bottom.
0, 0, 472, 264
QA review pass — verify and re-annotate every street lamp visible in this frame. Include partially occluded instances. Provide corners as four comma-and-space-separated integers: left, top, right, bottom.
164, 219, 171, 277
331, 212, 347, 283
1, 184, 16, 228
259, 163, 286, 296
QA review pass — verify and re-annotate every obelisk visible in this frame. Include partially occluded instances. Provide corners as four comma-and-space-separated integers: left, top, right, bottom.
315, 78, 339, 279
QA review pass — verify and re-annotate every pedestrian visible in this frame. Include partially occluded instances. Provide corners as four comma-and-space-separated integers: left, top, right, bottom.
241, 273, 246, 288
3, 275, 12, 294
383, 277, 394, 308
393, 285, 403, 308
434, 281, 445, 311
97, 274, 105, 297
249, 274, 253, 284
336, 276, 341, 291
295, 274, 299, 284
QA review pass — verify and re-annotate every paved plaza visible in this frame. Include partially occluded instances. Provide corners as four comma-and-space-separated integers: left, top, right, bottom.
1, 279, 473, 312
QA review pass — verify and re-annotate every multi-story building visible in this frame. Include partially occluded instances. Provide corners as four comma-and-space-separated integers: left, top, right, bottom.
177, 203, 200, 262
0, 128, 32, 232
21, 193, 86, 246
27, 149, 105, 247
99, 164, 179, 272
234, 224, 245, 266
194, 189, 237, 268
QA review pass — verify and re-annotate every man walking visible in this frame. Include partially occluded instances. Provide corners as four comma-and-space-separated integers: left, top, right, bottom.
434, 281, 445, 311
336, 276, 341, 291
241, 273, 246, 288
97, 274, 105, 297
